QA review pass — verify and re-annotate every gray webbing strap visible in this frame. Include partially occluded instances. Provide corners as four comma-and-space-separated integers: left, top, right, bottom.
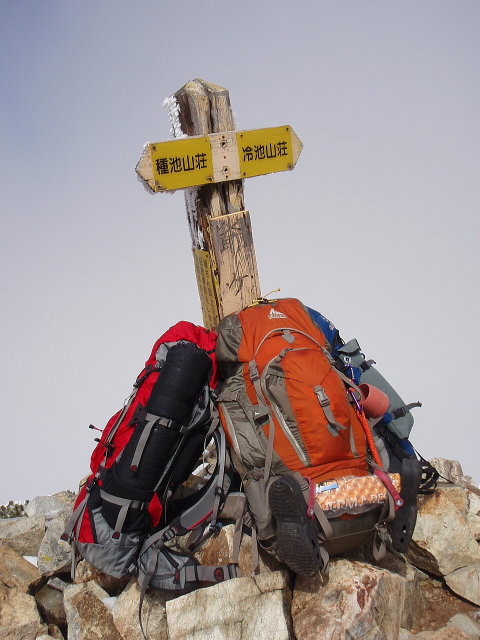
137, 541, 165, 640
372, 494, 395, 561
184, 563, 241, 584
314, 386, 348, 437
99, 489, 148, 511
62, 493, 89, 541
209, 427, 227, 528
138, 525, 170, 558
100, 488, 148, 537
231, 507, 245, 566
250, 524, 260, 576
113, 502, 130, 538
130, 415, 163, 471
248, 360, 268, 408
294, 472, 334, 540
263, 415, 276, 482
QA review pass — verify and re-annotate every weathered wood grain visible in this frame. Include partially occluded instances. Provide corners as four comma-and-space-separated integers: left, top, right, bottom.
171, 79, 260, 323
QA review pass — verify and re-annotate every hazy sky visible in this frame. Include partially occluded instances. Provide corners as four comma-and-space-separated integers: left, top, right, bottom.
1, 1, 479, 504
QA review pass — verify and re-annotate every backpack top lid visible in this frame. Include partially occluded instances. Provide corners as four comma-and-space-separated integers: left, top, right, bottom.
144, 321, 219, 389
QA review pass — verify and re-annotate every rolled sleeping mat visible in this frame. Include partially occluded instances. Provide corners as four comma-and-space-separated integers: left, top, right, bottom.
101, 341, 212, 532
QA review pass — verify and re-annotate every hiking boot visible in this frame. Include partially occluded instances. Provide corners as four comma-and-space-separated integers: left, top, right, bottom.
391, 457, 422, 553
269, 476, 321, 576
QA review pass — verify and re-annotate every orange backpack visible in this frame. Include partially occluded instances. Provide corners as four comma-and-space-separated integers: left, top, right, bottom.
216, 298, 404, 572
216, 298, 370, 484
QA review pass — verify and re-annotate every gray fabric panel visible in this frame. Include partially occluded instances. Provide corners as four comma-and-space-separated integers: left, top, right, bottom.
137, 548, 193, 591
241, 475, 278, 541
216, 313, 244, 378
76, 507, 141, 578
219, 370, 290, 476
263, 362, 310, 466
326, 509, 380, 556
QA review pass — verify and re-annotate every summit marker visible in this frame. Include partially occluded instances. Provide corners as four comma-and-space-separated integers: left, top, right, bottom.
136, 125, 303, 193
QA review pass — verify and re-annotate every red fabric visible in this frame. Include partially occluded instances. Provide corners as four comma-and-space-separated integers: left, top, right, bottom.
74, 321, 216, 543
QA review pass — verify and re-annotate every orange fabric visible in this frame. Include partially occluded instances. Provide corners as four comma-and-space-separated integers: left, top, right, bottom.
236, 299, 369, 482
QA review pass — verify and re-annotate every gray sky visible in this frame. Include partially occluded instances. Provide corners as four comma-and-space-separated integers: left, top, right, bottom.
1, 1, 479, 504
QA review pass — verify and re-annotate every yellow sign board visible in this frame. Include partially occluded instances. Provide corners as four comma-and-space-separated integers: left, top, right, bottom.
193, 248, 219, 329
149, 137, 213, 191
237, 126, 295, 179
136, 126, 302, 193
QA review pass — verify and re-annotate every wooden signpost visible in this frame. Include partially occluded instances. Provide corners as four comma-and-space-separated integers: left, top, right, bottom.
136, 79, 303, 328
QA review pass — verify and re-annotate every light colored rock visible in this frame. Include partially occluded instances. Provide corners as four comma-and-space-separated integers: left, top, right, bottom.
466, 491, 480, 541
292, 558, 419, 640
74, 559, 130, 595
370, 549, 426, 628
0, 514, 45, 555
400, 628, 473, 639
189, 523, 282, 577
0, 543, 42, 591
429, 458, 475, 487
0, 621, 49, 640
166, 570, 292, 640
407, 489, 480, 577
37, 512, 72, 575
25, 495, 71, 518
64, 581, 122, 640
111, 577, 170, 640
0, 583, 43, 628
447, 613, 480, 637
428, 458, 480, 541
445, 564, 480, 606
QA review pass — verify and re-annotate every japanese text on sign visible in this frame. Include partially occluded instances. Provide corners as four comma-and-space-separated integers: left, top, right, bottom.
236, 126, 294, 179
150, 137, 213, 190
155, 153, 209, 175
241, 141, 289, 162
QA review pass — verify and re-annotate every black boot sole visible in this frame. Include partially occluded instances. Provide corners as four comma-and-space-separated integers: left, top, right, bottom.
269, 476, 321, 576
391, 457, 422, 553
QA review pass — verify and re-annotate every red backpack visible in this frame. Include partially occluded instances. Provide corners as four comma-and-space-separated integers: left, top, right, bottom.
63, 322, 240, 590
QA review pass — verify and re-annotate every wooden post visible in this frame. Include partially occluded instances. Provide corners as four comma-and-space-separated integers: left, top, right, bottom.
165, 79, 261, 328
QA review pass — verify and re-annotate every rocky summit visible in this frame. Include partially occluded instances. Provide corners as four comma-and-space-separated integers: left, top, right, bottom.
0, 459, 479, 640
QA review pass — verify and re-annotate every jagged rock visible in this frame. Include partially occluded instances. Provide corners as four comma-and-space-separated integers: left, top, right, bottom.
446, 613, 480, 637
0, 543, 42, 591
429, 459, 480, 540
46, 623, 65, 639
37, 512, 71, 575
166, 570, 293, 640
64, 581, 122, 640
189, 523, 282, 576
367, 549, 426, 630
444, 563, 480, 606
74, 559, 130, 595
0, 621, 49, 640
466, 491, 480, 541
429, 458, 475, 486
111, 577, 170, 640
35, 583, 67, 629
291, 558, 420, 640
399, 624, 474, 639
0, 583, 44, 631
48, 576, 70, 592
398, 613, 480, 640
0, 514, 45, 555
407, 488, 480, 577
25, 494, 73, 518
